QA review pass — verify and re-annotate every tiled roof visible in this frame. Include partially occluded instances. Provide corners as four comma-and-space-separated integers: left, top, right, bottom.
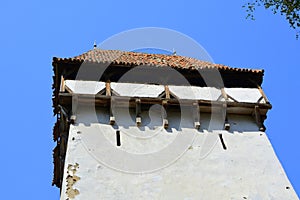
53, 49, 263, 73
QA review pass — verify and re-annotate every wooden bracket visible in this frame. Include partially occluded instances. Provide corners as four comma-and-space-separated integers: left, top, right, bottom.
253, 105, 266, 131
162, 100, 168, 128
136, 98, 141, 126
158, 85, 177, 99
223, 103, 230, 130
219, 89, 231, 130
109, 97, 115, 125
192, 102, 200, 129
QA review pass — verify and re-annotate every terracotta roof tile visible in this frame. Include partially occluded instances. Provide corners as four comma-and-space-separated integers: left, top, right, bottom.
53, 49, 263, 73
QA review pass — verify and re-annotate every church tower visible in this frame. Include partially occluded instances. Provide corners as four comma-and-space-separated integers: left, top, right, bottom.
52, 48, 298, 199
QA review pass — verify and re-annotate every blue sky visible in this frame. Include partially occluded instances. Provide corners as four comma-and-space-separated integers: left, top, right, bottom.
0, 1, 299, 199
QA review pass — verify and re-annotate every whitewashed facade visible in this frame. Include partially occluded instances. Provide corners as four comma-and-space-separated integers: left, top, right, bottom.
52, 49, 298, 200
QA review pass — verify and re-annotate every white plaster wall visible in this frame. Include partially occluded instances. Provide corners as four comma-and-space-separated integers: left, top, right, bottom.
64, 80, 266, 104
60, 106, 298, 200
168, 85, 221, 100
65, 80, 105, 94
111, 82, 164, 97
225, 88, 266, 103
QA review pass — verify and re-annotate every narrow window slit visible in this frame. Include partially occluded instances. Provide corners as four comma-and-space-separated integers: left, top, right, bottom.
116, 130, 121, 146
219, 134, 227, 150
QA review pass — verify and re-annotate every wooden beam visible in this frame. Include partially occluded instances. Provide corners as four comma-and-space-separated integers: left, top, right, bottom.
58, 93, 272, 115
162, 100, 168, 128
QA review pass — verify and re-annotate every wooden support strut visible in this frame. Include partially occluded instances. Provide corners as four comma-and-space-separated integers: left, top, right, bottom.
162, 100, 168, 128
223, 104, 230, 131
221, 88, 228, 100
221, 88, 230, 130
257, 86, 269, 104
106, 82, 115, 125
164, 85, 170, 99
136, 98, 141, 126
109, 97, 115, 125
192, 102, 200, 129
254, 105, 266, 132
60, 75, 65, 92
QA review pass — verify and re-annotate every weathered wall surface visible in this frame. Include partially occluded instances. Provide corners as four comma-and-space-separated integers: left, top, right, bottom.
60, 106, 298, 200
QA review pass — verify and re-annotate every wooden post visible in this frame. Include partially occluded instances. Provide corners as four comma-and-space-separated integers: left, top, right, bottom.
60, 75, 65, 92
109, 97, 115, 125
162, 100, 168, 128
164, 85, 170, 99
136, 98, 141, 126
254, 105, 266, 131
192, 102, 200, 129
106, 82, 111, 96
219, 89, 230, 130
